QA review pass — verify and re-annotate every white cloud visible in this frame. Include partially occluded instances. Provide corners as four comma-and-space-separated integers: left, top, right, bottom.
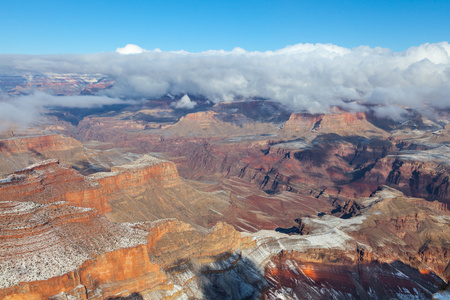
116, 44, 146, 55
171, 94, 197, 109
1, 42, 449, 119
0, 92, 127, 129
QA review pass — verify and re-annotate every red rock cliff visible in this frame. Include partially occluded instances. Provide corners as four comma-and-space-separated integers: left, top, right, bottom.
282, 111, 387, 137
88, 154, 180, 194
0, 134, 82, 156
0, 160, 110, 214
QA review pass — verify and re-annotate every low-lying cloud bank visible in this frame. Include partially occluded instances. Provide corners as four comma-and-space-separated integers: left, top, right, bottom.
1, 42, 449, 123
0, 92, 125, 129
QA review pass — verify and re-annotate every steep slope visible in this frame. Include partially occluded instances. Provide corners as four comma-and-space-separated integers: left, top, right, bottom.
359, 147, 450, 208
2, 215, 445, 300
0, 160, 447, 299
0, 199, 150, 298
89, 155, 230, 227
0, 159, 109, 213
1, 102, 449, 299
0, 154, 231, 229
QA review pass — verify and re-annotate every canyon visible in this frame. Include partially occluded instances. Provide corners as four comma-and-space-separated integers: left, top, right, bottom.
0, 89, 449, 299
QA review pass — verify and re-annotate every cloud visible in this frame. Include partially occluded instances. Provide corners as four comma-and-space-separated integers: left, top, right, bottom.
0, 42, 449, 120
171, 94, 197, 109
0, 92, 127, 129
371, 105, 411, 121
116, 44, 146, 54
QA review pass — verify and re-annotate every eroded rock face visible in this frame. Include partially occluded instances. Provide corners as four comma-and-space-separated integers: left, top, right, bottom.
0, 159, 110, 214
0, 134, 82, 155
360, 151, 450, 208
0, 154, 230, 228
282, 111, 388, 138
349, 195, 450, 279
1, 105, 450, 299
0, 134, 85, 176
0, 159, 448, 299
295, 188, 450, 280
0, 217, 259, 300
88, 155, 180, 192
0, 200, 149, 298
264, 253, 442, 300
164, 111, 279, 137
87, 155, 231, 227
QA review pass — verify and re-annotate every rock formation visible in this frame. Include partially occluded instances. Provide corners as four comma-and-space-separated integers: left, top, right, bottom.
359, 148, 450, 208
0, 96, 449, 299
0, 159, 110, 214
282, 111, 389, 138
2, 199, 445, 299
0, 199, 149, 299
0, 134, 86, 176
89, 155, 230, 227
165, 111, 278, 137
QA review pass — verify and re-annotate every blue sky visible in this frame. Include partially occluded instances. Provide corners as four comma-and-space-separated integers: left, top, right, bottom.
0, 0, 449, 54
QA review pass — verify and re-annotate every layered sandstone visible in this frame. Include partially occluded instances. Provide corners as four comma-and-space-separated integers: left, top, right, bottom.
1, 185, 447, 299
88, 155, 180, 192
165, 111, 278, 137
0, 134, 82, 155
351, 194, 450, 279
360, 148, 450, 208
0, 154, 230, 228
0, 159, 110, 214
264, 253, 442, 300
0, 134, 85, 176
294, 187, 450, 280
1, 100, 449, 299
0, 218, 251, 300
282, 111, 388, 138
88, 155, 230, 227
0, 199, 149, 298
146, 219, 242, 268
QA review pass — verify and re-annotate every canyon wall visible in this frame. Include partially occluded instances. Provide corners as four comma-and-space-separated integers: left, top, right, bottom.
0, 134, 85, 176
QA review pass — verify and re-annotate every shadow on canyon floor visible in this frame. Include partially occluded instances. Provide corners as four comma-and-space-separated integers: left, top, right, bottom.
264, 257, 445, 300
108, 293, 143, 300
100, 255, 445, 300
200, 252, 266, 300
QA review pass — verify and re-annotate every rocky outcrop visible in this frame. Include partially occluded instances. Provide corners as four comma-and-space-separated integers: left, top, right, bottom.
88, 155, 180, 192
349, 195, 450, 279
0, 134, 82, 156
0, 134, 86, 176
165, 111, 278, 137
1, 180, 447, 299
294, 187, 450, 281
0, 154, 230, 228
0, 159, 110, 214
282, 111, 388, 138
282, 113, 324, 134
264, 253, 442, 300
1, 237, 165, 300
2, 100, 450, 299
146, 220, 242, 268
87, 155, 230, 227
0, 218, 253, 300
360, 150, 450, 208
0, 198, 149, 299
